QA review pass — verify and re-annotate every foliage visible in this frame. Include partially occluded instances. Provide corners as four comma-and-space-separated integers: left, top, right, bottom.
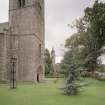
63, 83, 79, 95
61, 0, 105, 95
63, 0, 105, 74
82, 0, 105, 72
96, 65, 105, 72
62, 64, 81, 95
61, 39, 84, 95
61, 43, 84, 75
44, 49, 54, 76
94, 71, 105, 81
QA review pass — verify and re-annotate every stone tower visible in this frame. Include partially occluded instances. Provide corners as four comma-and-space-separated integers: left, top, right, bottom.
8, 0, 45, 83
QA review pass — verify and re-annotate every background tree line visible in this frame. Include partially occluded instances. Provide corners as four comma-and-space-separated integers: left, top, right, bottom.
44, 49, 54, 77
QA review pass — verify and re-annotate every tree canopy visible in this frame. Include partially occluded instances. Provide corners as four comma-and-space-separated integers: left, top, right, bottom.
62, 0, 105, 73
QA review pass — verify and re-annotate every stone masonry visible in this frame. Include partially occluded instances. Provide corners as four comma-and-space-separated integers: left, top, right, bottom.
0, 0, 45, 83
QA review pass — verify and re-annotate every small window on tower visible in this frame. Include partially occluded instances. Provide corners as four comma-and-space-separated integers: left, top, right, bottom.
22, 0, 25, 7
18, 0, 21, 8
38, 3, 42, 11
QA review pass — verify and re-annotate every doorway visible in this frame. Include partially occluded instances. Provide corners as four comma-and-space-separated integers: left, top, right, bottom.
36, 66, 43, 83
37, 72, 39, 83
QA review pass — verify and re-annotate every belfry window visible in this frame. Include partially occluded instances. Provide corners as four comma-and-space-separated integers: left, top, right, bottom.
18, 0, 26, 8
22, 0, 25, 7
18, 0, 21, 8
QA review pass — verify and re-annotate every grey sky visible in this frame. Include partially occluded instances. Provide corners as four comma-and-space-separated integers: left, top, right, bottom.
0, 0, 105, 63
45, 0, 94, 62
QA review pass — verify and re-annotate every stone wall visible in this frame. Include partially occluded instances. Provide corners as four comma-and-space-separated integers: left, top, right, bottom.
8, 0, 45, 83
0, 33, 7, 81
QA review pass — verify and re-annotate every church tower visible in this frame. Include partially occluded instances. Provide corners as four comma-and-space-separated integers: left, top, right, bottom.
51, 48, 56, 76
51, 48, 55, 65
8, 0, 45, 83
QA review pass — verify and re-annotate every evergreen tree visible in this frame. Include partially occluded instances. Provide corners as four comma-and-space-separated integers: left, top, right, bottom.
45, 49, 53, 76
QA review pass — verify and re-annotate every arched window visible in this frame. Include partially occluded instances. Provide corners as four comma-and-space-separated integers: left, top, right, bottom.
22, 0, 25, 7
18, 0, 21, 8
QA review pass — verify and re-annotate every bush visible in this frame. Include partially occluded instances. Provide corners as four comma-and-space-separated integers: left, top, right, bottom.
53, 78, 59, 84
94, 72, 105, 81
62, 65, 81, 95
63, 83, 79, 95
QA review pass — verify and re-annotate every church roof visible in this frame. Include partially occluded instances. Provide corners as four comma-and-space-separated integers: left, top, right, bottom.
0, 22, 9, 33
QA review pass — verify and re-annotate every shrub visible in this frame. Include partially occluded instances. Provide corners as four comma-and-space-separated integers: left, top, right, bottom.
94, 72, 105, 81
63, 83, 79, 95
53, 78, 59, 84
62, 65, 81, 95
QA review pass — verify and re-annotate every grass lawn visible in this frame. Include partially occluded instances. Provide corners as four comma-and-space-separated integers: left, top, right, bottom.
0, 78, 105, 105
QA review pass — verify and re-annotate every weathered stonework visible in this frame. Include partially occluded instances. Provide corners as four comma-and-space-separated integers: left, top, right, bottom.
0, 0, 45, 83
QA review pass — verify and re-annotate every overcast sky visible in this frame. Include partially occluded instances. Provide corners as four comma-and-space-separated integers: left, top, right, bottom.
0, 0, 105, 63
45, 0, 94, 63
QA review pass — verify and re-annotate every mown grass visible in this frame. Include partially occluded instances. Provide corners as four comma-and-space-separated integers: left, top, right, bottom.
0, 78, 105, 105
